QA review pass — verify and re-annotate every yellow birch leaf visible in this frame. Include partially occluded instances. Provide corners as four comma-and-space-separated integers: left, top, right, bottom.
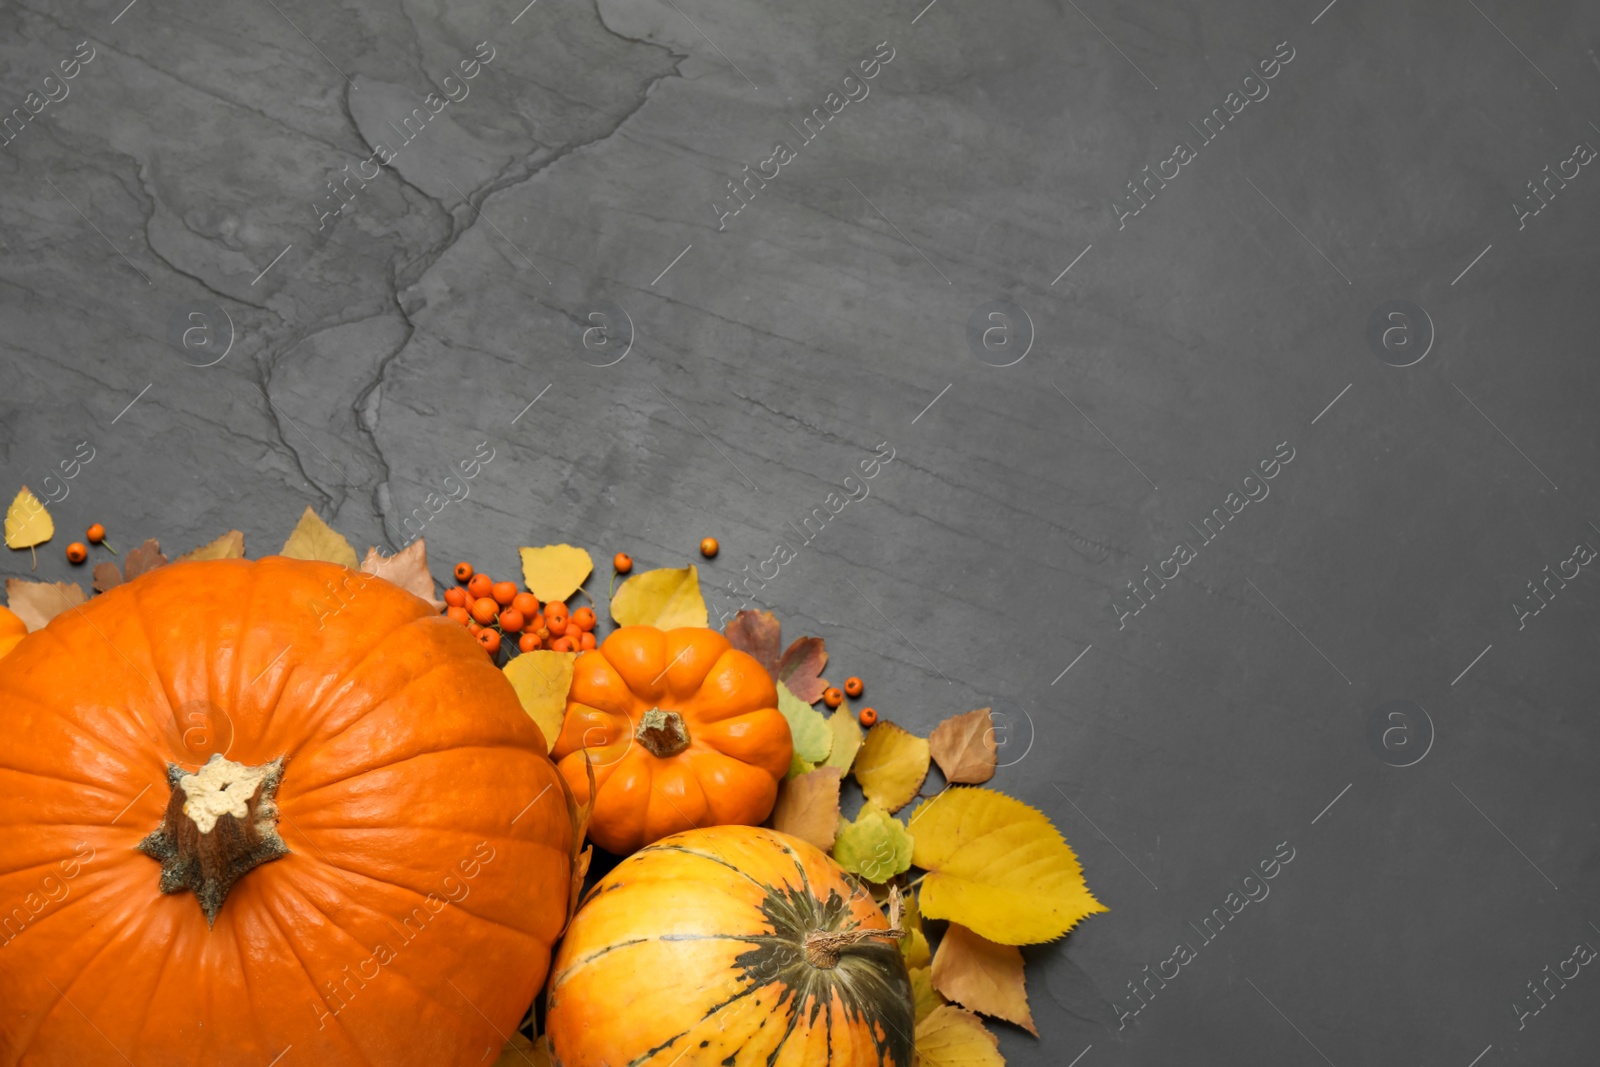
280, 506, 357, 568
931, 922, 1037, 1036
492, 1032, 551, 1067
360, 541, 438, 606
909, 966, 946, 1024
823, 707, 863, 774
503, 650, 578, 752
518, 544, 594, 603
914, 1006, 1005, 1067
5, 579, 86, 632
928, 707, 997, 785
900, 885, 930, 968
854, 721, 929, 813
909, 787, 1107, 945
609, 565, 707, 629
175, 530, 246, 563
770, 766, 842, 851
831, 801, 912, 883
4, 487, 53, 549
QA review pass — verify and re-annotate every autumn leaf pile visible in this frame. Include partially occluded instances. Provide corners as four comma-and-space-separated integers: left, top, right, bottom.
2, 490, 1106, 1066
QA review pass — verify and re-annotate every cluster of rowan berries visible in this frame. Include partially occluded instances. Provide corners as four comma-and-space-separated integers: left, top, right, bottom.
820, 675, 877, 726
442, 561, 598, 658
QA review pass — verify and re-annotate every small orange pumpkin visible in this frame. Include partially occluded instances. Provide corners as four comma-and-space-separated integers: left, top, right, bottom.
0, 557, 571, 1066
546, 825, 915, 1066
551, 626, 792, 854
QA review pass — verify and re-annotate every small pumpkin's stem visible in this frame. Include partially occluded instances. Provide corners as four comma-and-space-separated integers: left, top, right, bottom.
804, 886, 905, 969
635, 707, 691, 758
137, 753, 289, 927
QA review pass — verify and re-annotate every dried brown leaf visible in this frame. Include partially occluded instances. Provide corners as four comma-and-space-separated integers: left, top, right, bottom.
6, 579, 86, 632
175, 530, 246, 563
724, 609, 782, 674
564, 844, 593, 933
123, 539, 168, 580
929, 922, 1037, 1036
929, 707, 997, 785
92, 562, 123, 594
770, 766, 843, 851
776, 636, 828, 703
360, 541, 439, 607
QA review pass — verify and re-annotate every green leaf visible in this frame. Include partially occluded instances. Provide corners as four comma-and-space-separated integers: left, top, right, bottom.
778, 681, 831, 772
832, 801, 913, 883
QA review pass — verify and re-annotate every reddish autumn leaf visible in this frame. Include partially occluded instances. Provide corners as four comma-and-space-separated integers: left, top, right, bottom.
776, 636, 828, 704
124, 539, 168, 580
92, 562, 123, 594
724, 609, 782, 674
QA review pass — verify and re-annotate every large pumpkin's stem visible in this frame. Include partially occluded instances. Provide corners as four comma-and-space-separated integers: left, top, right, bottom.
635, 707, 691, 758
137, 753, 289, 927
804, 885, 906, 969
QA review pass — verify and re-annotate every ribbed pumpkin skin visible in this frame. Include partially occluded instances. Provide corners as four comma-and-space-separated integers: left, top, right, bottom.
0, 557, 571, 1066
551, 627, 793, 855
546, 825, 915, 1067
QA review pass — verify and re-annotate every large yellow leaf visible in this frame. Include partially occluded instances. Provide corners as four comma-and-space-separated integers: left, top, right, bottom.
175, 530, 246, 562
280, 506, 357, 568
609, 565, 707, 629
931, 922, 1037, 1036
4, 487, 53, 550
910, 787, 1106, 945
519, 544, 593, 603
909, 966, 946, 1024
914, 1006, 1005, 1067
503, 650, 578, 752
854, 721, 929, 813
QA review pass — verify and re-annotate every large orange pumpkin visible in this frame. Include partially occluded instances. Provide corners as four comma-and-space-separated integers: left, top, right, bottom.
546, 825, 915, 1066
0, 556, 571, 1066
551, 626, 792, 854
0, 606, 25, 660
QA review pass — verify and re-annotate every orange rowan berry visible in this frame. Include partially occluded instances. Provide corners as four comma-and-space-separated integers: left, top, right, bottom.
491, 581, 518, 606
467, 573, 494, 599
844, 676, 863, 698
512, 592, 540, 617
551, 635, 575, 653
613, 553, 633, 574
443, 587, 467, 608
85, 523, 106, 544
822, 687, 843, 709
518, 633, 542, 652
571, 606, 596, 632
65, 542, 87, 564
858, 707, 878, 727
499, 609, 525, 633
477, 629, 502, 655
699, 537, 719, 558
470, 597, 499, 625
454, 562, 474, 582
446, 605, 471, 625
579, 631, 597, 651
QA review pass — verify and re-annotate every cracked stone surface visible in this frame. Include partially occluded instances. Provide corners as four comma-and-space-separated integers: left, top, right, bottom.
3, 0, 1599, 1062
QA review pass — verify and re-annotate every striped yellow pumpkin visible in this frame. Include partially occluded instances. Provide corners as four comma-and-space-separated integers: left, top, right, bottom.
547, 825, 914, 1066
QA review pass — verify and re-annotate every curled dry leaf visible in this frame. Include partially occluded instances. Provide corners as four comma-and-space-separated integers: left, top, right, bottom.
175, 530, 246, 563
5, 579, 86, 632
92, 562, 123, 594
909, 966, 946, 1024
502, 650, 578, 753
280, 506, 357, 569
929, 707, 997, 785
831, 801, 913, 884
609, 565, 708, 629
900, 883, 930, 968
723, 608, 782, 674
822, 707, 863, 774
770, 766, 842, 851
909, 787, 1107, 945
854, 720, 930, 813
4, 487, 53, 550
775, 636, 828, 703
360, 541, 439, 607
913, 1005, 1005, 1067
123, 539, 169, 581
930, 922, 1038, 1036
566, 845, 593, 934
777, 682, 832, 772
518, 544, 594, 603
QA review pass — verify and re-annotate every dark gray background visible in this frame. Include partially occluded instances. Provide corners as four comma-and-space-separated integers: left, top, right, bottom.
3, 0, 1598, 1063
